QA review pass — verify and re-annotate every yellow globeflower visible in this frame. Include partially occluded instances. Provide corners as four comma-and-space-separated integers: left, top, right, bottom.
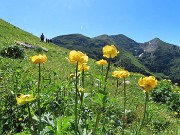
103, 45, 119, 58
69, 72, 81, 79
18, 118, 23, 122
112, 70, 130, 78
138, 76, 158, 92
16, 94, 36, 105
69, 50, 88, 64
78, 63, 90, 71
78, 87, 85, 93
112, 71, 120, 78
118, 70, 130, 78
31, 54, 47, 64
96, 59, 108, 65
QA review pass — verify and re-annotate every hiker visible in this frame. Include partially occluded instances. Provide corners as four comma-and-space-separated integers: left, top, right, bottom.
40, 33, 45, 42
45, 38, 50, 43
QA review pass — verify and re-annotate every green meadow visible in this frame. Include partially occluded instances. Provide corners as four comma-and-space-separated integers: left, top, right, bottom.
0, 19, 179, 135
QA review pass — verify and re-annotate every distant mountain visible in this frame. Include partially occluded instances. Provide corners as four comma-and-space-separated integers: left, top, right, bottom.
52, 34, 151, 76
52, 34, 180, 84
139, 38, 180, 83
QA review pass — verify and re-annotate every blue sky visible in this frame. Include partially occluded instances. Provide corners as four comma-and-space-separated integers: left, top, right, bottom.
1, 0, 180, 45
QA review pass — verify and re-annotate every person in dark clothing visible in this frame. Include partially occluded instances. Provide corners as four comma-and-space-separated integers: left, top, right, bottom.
40, 33, 45, 42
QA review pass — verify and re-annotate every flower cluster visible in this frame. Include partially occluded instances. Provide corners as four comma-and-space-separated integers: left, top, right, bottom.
96, 59, 108, 65
78, 63, 90, 71
31, 54, 47, 64
69, 50, 90, 73
69, 50, 88, 64
16, 94, 36, 105
138, 76, 158, 92
112, 70, 130, 78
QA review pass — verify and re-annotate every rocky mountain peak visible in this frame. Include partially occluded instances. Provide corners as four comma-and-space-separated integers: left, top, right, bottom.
143, 38, 161, 52
149, 38, 162, 44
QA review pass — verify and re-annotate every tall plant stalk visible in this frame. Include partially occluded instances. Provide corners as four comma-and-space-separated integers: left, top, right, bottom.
99, 65, 104, 88
105, 59, 110, 83
75, 61, 78, 135
27, 103, 36, 134
114, 79, 119, 97
82, 69, 85, 88
122, 78, 126, 135
38, 63, 41, 133
104, 59, 111, 91
101, 65, 104, 75
92, 109, 101, 135
80, 69, 86, 131
138, 92, 149, 134
93, 58, 111, 134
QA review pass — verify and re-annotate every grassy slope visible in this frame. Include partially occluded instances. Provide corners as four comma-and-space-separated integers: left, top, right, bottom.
0, 19, 179, 134
0, 19, 72, 75
0, 19, 39, 48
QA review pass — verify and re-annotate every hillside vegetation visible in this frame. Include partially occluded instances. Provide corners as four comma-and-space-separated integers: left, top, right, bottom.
0, 19, 179, 135
52, 34, 180, 84
52, 34, 151, 76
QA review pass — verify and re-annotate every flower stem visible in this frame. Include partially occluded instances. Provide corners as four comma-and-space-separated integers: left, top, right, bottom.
27, 103, 36, 134
92, 108, 101, 135
38, 63, 41, 133
138, 92, 149, 134
122, 78, 126, 135
80, 69, 85, 103
75, 62, 78, 135
114, 79, 119, 97
82, 69, 85, 89
101, 65, 104, 75
99, 65, 104, 88
79, 69, 85, 126
105, 59, 110, 83
104, 59, 111, 91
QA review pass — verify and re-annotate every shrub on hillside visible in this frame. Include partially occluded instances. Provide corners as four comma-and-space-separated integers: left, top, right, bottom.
0, 45, 25, 58
151, 79, 172, 103
151, 79, 180, 117
168, 93, 180, 117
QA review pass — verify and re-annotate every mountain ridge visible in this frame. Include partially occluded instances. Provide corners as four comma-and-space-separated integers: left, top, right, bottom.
52, 33, 180, 84
52, 33, 151, 75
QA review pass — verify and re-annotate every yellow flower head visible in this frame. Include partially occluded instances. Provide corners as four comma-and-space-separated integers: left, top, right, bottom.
112, 70, 130, 78
103, 45, 119, 58
138, 76, 158, 92
96, 59, 108, 65
69, 72, 81, 79
16, 94, 36, 105
78, 87, 85, 93
18, 118, 23, 122
78, 63, 90, 71
31, 54, 47, 64
69, 50, 88, 64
